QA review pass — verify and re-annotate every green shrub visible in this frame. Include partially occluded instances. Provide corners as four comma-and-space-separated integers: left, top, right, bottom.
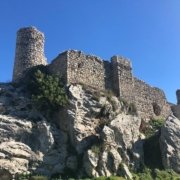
149, 119, 164, 132
133, 168, 153, 180
91, 144, 101, 156
133, 168, 180, 180
16, 174, 48, 180
107, 176, 125, 180
93, 176, 125, 180
27, 69, 68, 115
141, 119, 164, 138
30, 176, 48, 180
16, 173, 31, 180
154, 169, 180, 180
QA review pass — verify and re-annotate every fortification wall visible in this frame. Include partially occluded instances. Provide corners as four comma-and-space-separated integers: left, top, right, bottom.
66, 50, 107, 90
49, 50, 171, 119
49, 50, 113, 91
111, 56, 134, 102
48, 51, 68, 83
133, 78, 171, 119
12, 26, 171, 120
176, 90, 180, 105
13, 27, 47, 81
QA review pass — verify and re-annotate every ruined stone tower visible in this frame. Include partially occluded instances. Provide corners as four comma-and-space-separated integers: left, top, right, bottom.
176, 90, 180, 105
111, 56, 134, 101
13, 27, 47, 81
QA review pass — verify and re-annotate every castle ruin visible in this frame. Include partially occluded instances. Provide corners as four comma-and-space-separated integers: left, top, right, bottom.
12, 27, 171, 120
13, 27, 47, 81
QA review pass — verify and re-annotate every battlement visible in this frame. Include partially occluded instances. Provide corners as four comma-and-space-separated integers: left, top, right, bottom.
66, 50, 104, 64
111, 55, 132, 68
12, 26, 171, 120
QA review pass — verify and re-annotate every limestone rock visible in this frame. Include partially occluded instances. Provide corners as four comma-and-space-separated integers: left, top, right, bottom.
0, 83, 145, 178
160, 115, 180, 173
65, 85, 101, 154
107, 148, 122, 173
34, 121, 54, 153
0, 113, 68, 177
110, 113, 143, 169
98, 151, 111, 177
101, 126, 115, 144
110, 114, 141, 149
0, 141, 37, 175
83, 150, 99, 177
118, 163, 133, 180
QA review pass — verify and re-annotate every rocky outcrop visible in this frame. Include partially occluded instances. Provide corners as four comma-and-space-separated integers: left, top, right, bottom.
160, 115, 180, 173
0, 83, 144, 178
62, 85, 143, 177
0, 142, 37, 176
0, 113, 68, 177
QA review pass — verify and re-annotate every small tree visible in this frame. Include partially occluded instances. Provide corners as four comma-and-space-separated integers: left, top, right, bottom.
28, 69, 68, 115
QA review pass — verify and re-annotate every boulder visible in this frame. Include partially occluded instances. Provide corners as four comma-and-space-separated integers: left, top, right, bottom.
0, 141, 37, 176
160, 115, 180, 173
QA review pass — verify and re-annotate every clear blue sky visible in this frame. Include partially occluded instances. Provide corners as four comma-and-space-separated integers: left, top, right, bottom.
0, 0, 180, 103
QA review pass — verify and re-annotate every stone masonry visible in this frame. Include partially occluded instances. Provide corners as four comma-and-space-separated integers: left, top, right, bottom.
49, 50, 106, 90
111, 56, 134, 102
133, 78, 171, 119
176, 90, 180, 105
171, 90, 180, 119
50, 50, 171, 120
12, 27, 171, 120
13, 27, 47, 81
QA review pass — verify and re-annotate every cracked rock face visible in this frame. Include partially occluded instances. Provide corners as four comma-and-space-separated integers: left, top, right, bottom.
0, 84, 68, 177
0, 142, 37, 175
65, 85, 143, 177
160, 115, 180, 173
0, 83, 144, 178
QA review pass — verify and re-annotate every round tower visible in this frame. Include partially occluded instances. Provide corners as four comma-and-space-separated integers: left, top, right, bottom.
176, 89, 180, 105
13, 26, 47, 81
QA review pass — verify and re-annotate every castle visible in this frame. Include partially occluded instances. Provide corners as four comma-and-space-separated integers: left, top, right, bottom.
13, 27, 171, 120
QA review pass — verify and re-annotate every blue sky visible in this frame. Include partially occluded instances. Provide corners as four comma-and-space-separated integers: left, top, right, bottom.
0, 0, 180, 103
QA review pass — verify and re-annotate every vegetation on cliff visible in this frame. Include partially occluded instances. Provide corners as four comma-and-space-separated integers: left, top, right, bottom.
24, 67, 68, 117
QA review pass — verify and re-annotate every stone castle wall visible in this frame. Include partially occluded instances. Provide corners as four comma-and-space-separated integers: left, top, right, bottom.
111, 56, 134, 102
13, 27, 47, 81
49, 51, 68, 83
50, 49, 171, 120
66, 50, 106, 90
50, 50, 107, 91
12, 26, 171, 120
133, 78, 171, 119
176, 90, 180, 105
